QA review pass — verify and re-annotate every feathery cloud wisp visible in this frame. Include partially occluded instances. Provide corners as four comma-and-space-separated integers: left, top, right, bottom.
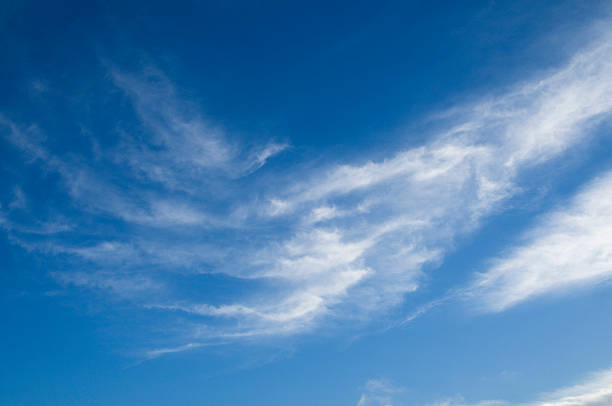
468, 171, 612, 312
3, 28, 612, 352
427, 366, 612, 406
192, 31, 612, 338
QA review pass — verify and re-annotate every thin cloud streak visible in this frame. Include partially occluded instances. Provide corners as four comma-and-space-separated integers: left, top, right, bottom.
530, 367, 612, 406
467, 170, 612, 312
429, 366, 612, 406
110, 66, 288, 185
3, 27, 612, 353
186, 28, 612, 340
357, 378, 404, 406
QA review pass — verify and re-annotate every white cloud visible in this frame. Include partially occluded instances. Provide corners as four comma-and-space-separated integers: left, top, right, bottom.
110, 67, 234, 171
428, 399, 507, 406
52, 270, 160, 299
186, 30, 612, 339
4, 27, 612, 350
306, 205, 340, 224
428, 366, 612, 406
530, 367, 612, 406
357, 379, 404, 406
468, 171, 612, 312
110, 66, 287, 184
145, 342, 204, 359
271, 34, 612, 215
155, 229, 374, 335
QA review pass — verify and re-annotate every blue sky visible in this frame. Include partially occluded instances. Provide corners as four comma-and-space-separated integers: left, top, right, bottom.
2, 1, 612, 405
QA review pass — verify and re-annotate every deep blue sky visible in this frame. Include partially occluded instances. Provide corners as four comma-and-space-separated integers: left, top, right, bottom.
2, 1, 612, 405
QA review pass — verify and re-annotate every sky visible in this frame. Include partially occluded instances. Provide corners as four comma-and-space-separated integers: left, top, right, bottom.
2, 1, 612, 405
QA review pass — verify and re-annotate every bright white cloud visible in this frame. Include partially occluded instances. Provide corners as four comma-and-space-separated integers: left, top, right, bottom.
268, 32, 612, 216
468, 171, 612, 312
530, 367, 612, 406
4, 27, 612, 351
428, 366, 612, 406
193, 31, 612, 338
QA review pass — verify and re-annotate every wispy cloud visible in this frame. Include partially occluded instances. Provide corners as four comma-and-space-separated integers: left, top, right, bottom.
266, 25, 612, 217
530, 367, 612, 406
183, 29, 612, 340
428, 366, 612, 406
357, 378, 404, 406
3, 25, 612, 354
467, 170, 612, 312
53, 270, 160, 299
145, 342, 205, 359
428, 399, 507, 406
110, 66, 287, 185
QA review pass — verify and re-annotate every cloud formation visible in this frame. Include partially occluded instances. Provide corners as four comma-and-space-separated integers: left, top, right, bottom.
2, 26, 612, 353
184, 29, 612, 339
531, 367, 612, 406
110, 67, 288, 184
357, 379, 404, 406
468, 171, 612, 312
429, 366, 612, 406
